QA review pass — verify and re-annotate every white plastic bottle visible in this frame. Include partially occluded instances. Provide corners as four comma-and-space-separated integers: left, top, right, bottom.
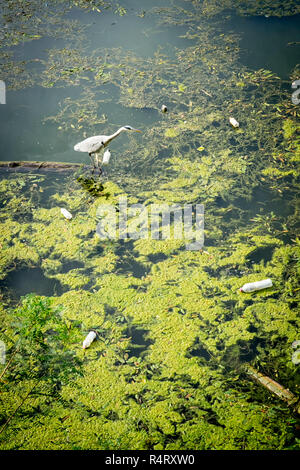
239, 279, 273, 293
229, 117, 239, 128
60, 208, 73, 220
82, 331, 97, 349
102, 149, 111, 164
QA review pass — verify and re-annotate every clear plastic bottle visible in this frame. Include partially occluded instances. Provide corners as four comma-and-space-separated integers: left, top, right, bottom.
229, 117, 239, 128
239, 279, 273, 293
82, 331, 97, 349
102, 149, 111, 164
60, 208, 72, 220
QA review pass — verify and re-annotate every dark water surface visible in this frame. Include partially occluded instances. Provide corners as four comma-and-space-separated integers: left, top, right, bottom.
229, 14, 300, 79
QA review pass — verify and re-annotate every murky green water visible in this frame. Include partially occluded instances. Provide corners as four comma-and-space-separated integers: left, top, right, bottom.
1, 4, 299, 166
0, 0, 299, 451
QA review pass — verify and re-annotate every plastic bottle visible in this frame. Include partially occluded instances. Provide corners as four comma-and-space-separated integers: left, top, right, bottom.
82, 331, 97, 349
60, 208, 73, 220
239, 279, 272, 293
229, 117, 239, 128
102, 149, 111, 164
291, 350, 300, 365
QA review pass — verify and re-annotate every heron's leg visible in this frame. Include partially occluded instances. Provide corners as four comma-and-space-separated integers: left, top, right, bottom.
95, 153, 99, 170
95, 152, 103, 177
89, 152, 96, 175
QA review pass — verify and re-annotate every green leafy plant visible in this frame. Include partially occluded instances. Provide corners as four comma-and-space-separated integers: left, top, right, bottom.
0, 294, 82, 437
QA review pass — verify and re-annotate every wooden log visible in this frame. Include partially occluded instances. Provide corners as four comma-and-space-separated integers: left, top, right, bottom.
0, 160, 87, 172
245, 365, 300, 414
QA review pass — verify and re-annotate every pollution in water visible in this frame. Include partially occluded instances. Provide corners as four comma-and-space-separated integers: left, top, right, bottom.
0, 0, 299, 452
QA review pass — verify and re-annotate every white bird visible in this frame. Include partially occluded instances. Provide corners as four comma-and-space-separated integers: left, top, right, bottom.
74, 125, 141, 175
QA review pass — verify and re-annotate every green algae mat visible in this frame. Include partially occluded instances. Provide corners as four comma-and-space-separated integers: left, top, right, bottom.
0, 0, 299, 450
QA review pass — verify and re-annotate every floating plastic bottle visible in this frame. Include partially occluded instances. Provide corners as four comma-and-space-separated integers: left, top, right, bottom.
239, 279, 273, 293
60, 208, 72, 220
82, 331, 97, 349
102, 149, 111, 164
229, 117, 239, 128
291, 350, 300, 365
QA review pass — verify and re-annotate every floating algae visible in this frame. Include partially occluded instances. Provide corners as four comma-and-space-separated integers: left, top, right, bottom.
1, 170, 299, 449
155, 0, 300, 19
77, 176, 105, 197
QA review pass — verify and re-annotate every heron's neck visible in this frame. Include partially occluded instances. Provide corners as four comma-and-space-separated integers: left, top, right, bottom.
106, 127, 125, 144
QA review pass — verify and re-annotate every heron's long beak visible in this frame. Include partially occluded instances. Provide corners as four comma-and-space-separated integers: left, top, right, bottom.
133, 128, 142, 132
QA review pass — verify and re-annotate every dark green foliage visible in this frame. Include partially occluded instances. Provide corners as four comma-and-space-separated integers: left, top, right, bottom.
77, 176, 105, 197
5, 294, 82, 384
0, 295, 82, 439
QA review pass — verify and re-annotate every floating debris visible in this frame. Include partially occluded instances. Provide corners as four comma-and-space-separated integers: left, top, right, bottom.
239, 279, 273, 293
200, 88, 212, 97
291, 350, 300, 365
60, 208, 73, 220
245, 365, 299, 408
161, 105, 168, 113
82, 331, 97, 349
102, 149, 111, 164
30, 183, 38, 191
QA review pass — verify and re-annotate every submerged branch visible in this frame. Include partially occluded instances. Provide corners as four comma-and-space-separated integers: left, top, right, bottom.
0, 347, 19, 382
245, 365, 300, 415
0, 383, 37, 436
0, 161, 86, 171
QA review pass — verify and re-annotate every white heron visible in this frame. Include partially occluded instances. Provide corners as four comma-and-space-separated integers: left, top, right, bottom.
74, 125, 141, 175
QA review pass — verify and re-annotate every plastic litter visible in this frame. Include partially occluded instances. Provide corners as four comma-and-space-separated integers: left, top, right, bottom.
82, 331, 97, 349
60, 208, 73, 220
291, 350, 300, 365
102, 149, 111, 164
239, 279, 272, 293
229, 117, 239, 128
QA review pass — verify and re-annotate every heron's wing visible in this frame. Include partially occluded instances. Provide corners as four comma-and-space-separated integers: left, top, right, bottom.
74, 135, 104, 153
